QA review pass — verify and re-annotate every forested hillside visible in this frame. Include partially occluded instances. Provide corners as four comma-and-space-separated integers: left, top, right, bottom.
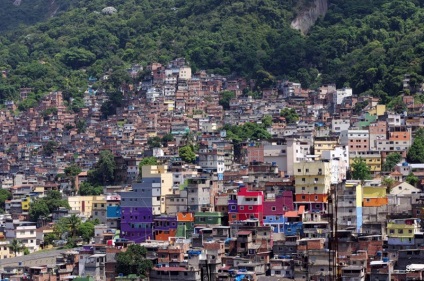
0, 0, 72, 32
0, 0, 423, 108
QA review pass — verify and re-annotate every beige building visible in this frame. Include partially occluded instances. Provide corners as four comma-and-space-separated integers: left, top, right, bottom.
68, 195, 104, 218
142, 165, 173, 214
178, 66, 192, 80
293, 161, 332, 212
0, 240, 12, 259
313, 137, 339, 160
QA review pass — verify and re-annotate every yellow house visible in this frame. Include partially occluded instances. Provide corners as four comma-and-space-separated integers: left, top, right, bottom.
349, 152, 382, 172
293, 161, 332, 205
387, 218, 420, 239
68, 195, 105, 218
362, 180, 388, 207
314, 137, 339, 160
21, 196, 31, 212
142, 165, 173, 214
367, 104, 386, 116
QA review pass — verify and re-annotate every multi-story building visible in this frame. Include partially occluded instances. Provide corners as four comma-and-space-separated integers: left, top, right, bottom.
337, 180, 363, 233
293, 161, 332, 213
105, 194, 121, 229
340, 129, 370, 152
369, 121, 387, 150
331, 119, 350, 134
186, 177, 212, 213
68, 195, 103, 218
349, 151, 382, 173
313, 137, 339, 160
4, 219, 37, 254
198, 145, 225, 178
237, 187, 264, 224
141, 165, 173, 214
387, 218, 421, 250
154, 215, 178, 241
92, 195, 107, 224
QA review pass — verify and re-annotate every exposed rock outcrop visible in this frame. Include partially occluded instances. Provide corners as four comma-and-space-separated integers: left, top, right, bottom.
291, 0, 328, 34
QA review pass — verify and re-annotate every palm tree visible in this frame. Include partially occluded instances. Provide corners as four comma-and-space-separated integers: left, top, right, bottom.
9, 239, 25, 257
67, 214, 81, 238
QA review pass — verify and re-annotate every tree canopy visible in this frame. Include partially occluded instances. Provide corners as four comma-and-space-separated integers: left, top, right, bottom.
280, 108, 299, 124
407, 129, 424, 163
383, 153, 402, 172
116, 244, 153, 277
29, 190, 69, 222
351, 157, 371, 182
1, 0, 424, 108
88, 150, 116, 185
179, 145, 196, 163
0, 189, 12, 213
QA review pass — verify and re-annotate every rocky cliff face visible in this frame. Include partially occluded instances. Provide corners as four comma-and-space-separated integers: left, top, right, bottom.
291, 0, 328, 34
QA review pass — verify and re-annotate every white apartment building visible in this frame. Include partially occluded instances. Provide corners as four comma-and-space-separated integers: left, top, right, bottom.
4, 220, 38, 254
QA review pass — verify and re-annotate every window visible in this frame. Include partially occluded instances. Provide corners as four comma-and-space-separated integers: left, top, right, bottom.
398, 229, 403, 234
248, 206, 253, 210
272, 206, 276, 211
240, 206, 244, 210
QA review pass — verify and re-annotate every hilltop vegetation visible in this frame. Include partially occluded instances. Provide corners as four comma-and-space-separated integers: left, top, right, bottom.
0, 0, 72, 32
0, 0, 424, 107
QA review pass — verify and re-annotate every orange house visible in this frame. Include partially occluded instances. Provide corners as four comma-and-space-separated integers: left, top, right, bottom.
176, 212, 194, 238
363, 197, 388, 207
295, 194, 328, 203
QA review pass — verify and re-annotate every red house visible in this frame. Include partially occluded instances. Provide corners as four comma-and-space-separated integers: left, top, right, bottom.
237, 187, 264, 224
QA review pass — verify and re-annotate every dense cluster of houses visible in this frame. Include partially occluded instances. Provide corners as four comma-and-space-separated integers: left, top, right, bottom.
1, 58, 424, 281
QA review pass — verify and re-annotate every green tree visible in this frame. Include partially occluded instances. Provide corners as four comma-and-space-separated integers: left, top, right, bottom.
161, 133, 174, 147
88, 150, 116, 185
219, 91, 235, 110
406, 173, 419, 187
147, 136, 162, 148
76, 119, 87, 133
383, 153, 402, 172
351, 157, 371, 182
64, 164, 82, 177
179, 145, 196, 163
382, 177, 395, 194
9, 239, 25, 257
116, 244, 153, 277
79, 182, 103, 196
44, 190, 70, 213
43, 140, 58, 156
261, 115, 273, 128
43, 233, 57, 246
67, 214, 81, 238
78, 220, 96, 243
0, 189, 12, 213
280, 108, 299, 124
407, 129, 424, 163
29, 200, 50, 222
23, 247, 30, 255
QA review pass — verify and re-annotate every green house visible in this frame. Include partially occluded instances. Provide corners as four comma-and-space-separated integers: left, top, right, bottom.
194, 211, 223, 225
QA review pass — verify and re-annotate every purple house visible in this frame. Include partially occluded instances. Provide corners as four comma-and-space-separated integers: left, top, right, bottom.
120, 178, 160, 242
